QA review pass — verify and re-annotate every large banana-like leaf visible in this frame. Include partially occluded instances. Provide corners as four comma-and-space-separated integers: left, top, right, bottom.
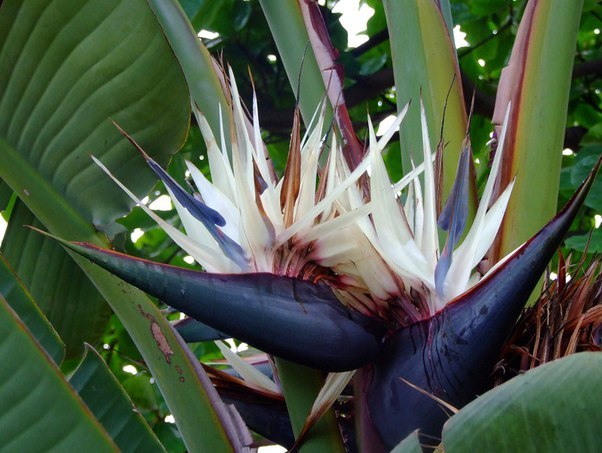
0, 0, 247, 450
443, 352, 602, 452
383, 0, 473, 209
491, 0, 583, 260
147, 0, 233, 146
75, 257, 250, 451
259, 1, 363, 172
258, 0, 333, 129
2, 201, 109, 359
0, 295, 117, 451
295, 0, 364, 168
392, 354, 602, 452
69, 345, 165, 452
0, 250, 64, 364
390, 430, 422, 453
0, 0, 189, 230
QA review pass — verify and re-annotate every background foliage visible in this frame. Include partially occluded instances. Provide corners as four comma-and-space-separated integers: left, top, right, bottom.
1, 0, 600, 449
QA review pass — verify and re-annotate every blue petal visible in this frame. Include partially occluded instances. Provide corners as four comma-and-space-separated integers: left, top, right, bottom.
147, 158, 225, 226
367, 155, 600, 448
146, 158, 248, 270
438, 143, 470, 235
112, 121, 247, 268
435, 143, 470, 295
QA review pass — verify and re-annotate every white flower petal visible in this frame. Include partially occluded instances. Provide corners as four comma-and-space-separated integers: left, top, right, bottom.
93, 156, 238, 273
306, 371, 355, 431
419, 99, 439, 268
215, 340, 280, 394
377, 101, 410, 151
195, 107, 236, 200
185, 161, 241, 242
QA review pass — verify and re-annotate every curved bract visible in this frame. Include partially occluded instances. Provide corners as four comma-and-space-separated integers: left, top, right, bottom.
173, 317, 230, 342
40, 234, 385, 372
208, 365, 295, 449
366, 156, 600, 448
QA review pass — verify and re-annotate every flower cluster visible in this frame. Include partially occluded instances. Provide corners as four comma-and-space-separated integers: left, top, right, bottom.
97, 73, 513, 327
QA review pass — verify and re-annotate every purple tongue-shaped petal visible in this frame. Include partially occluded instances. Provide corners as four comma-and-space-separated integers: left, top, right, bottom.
36, 231, 385, 372
366, 157, 600, 448
146, 159, 224, 225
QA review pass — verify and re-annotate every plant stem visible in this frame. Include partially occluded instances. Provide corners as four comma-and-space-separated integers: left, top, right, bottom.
275, 358, 345, 453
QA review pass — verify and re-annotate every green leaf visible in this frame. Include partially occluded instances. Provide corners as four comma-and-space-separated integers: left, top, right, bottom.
232, 1, 252, 32
443, 353, 602, 452
358, 53, 388, 76
2, 202, 110, 359
0, 1, 245, 450
468, 0, 507, 16
0, 182, 13, 211
275, 359, 346, 453
69, 345, 165, 453
0, 250, 64, 364
0, 296, 117, 452
154, 423, 186, 453
178, 0, 212, 27
564, 228, 602, 253
569, 151, 602, 211
390, 430, 423, 453
491, 1, 583, 260
147, 0, 233, 147
383, 0, 474, 210
74, 258, 244, 452
258, 0, 334, 128
0, 0, 190, 233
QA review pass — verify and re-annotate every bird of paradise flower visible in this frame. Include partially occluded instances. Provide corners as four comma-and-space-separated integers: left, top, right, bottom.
49, 70, 598, 447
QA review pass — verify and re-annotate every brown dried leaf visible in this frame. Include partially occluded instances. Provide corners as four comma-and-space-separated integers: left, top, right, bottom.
280, 108, 302, 228
495, 255, 601, 385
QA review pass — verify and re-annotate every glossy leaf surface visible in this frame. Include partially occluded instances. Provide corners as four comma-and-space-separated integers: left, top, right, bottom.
390, 430, 423, 453
2, 202, 109, 359
258, 0, 333, 129
69, 345, 165, 452
443, 353, 602, 452
0, 1, 246, 450
491, 0, 583, 260
0, 250, 64, 364
147, 0, 233, 145
0, 296, 117, 451
383, 0, 473, 206
0, 0, 189, 231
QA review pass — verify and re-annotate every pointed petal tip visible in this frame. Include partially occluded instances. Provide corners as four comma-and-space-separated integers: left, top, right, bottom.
367, 155, 601, 448
51, 239, 384, 372
110, 120, 151, 161
450, 149, 601, 310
